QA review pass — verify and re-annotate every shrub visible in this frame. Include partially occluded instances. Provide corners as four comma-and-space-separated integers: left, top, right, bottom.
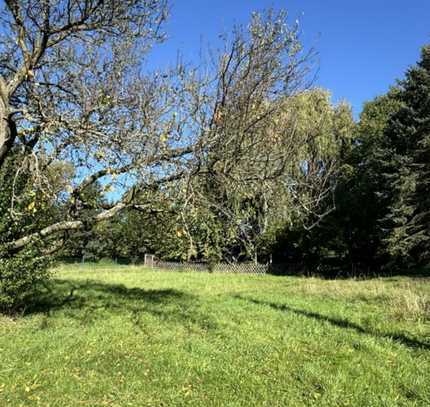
0, 249, 51, 314
0, 152, 53, 313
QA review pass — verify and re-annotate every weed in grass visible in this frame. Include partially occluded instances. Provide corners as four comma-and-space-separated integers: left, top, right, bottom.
38, 314, 50, 330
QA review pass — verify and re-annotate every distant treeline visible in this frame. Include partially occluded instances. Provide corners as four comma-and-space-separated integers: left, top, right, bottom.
57, 47, 430, 276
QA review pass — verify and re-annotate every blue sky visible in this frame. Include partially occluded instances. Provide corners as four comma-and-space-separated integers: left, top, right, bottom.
149, 0, 429, 118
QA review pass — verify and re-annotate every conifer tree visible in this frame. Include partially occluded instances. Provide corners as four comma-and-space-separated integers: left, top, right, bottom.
381, 46, 430, 266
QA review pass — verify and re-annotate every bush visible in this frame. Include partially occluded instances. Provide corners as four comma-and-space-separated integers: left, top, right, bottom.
0, 151, 54, 313
0, 249, 51, 313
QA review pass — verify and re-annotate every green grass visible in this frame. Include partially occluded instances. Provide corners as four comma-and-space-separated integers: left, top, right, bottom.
1, 264, 429, 406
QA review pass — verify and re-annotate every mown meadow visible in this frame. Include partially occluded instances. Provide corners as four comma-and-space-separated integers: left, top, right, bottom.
0, 264, 429, 406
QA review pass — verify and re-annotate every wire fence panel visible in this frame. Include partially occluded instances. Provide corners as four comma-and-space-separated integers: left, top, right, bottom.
152, 260, 269, 274
154, 261, 209, 273
213, 263, 268, 274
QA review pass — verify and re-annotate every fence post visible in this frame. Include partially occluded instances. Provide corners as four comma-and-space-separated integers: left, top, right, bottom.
144, 254, 155, 268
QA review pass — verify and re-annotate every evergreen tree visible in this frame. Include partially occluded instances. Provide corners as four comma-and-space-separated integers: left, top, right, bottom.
381, 46, 430, 266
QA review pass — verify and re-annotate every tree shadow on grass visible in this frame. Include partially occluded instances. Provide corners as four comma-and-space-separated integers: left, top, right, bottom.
25, 279, 216, 331
234, 296, 430, 351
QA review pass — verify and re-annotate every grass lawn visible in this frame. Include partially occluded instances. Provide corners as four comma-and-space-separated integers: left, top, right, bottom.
0, 264, 429, 406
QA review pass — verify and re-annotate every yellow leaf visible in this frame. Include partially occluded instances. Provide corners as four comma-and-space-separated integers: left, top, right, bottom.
96, 151, 105, 160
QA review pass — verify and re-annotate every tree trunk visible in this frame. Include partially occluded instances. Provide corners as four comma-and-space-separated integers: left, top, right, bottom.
0, 95, 16, 170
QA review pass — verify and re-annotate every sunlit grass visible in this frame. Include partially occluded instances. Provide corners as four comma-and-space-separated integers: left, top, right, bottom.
0, 264, 429, 406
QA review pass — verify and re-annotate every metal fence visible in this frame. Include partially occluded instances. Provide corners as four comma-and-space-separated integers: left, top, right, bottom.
152, 260, 269, 274
58, 256, 268, 274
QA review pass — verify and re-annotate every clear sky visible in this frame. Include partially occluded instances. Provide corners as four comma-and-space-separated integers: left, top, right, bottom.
149, 0, 429, 118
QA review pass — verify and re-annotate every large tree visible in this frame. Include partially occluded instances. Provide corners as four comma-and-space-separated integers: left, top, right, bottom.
0, 0, 169, 253
0, 4, 319, 259
380, 45, 430, 266
180, 88, 354, 263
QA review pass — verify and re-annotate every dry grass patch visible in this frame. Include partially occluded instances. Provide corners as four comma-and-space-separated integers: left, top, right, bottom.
293, 277, 430, 322
389, 289, 430, 322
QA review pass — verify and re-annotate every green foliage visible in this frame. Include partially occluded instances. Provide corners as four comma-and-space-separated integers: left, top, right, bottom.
60, 187, 193, 262
0, 152, 54, 312
307, 89, 404, 271
14, 43, 428, 276
379, 45, 430, 265
277, 45, 430, 274
57, 89, 355, 266
0, 250, 51, 313
189, 89, 354, 263
60, 182, 110, 261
